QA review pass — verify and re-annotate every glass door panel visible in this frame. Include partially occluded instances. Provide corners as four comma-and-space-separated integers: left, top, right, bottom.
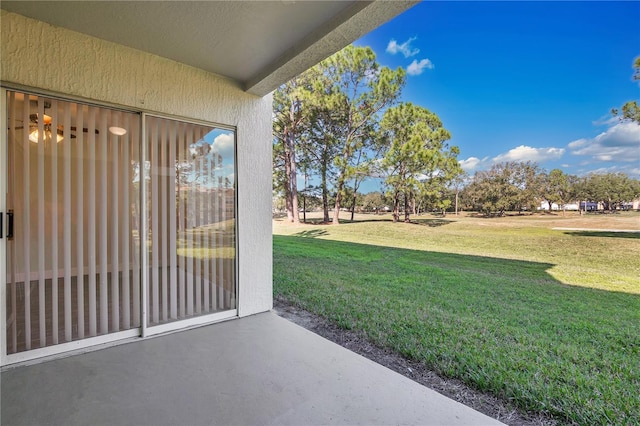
5, 91, 141, 354
145, 116, 236, 327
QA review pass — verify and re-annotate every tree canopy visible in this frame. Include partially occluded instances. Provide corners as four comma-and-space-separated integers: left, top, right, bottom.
611, 56, 640, 123
379, 102, 461, 222
318, 45, 406, 224
274, 48, 639, 223
462, 162, 542, 216
460, 164, 640, 216
273, 45, 462, 224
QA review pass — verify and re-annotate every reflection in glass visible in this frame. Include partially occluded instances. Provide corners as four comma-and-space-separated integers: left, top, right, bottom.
145, 116, 236, 326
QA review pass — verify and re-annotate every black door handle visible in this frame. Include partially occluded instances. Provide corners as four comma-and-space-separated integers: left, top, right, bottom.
7, 210, 13, 240
0, 212, 2, 239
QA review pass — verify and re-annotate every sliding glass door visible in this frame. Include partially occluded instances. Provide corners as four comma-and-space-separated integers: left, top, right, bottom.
144, 116, 236, 330
3, 90, 237, 362
4, 91, 141, 355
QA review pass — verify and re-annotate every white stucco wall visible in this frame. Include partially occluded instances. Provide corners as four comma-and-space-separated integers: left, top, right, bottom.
0, 10, 273, 317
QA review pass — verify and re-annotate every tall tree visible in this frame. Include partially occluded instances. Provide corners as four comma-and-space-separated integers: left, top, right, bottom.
464, 167, 515, 216
296, 65, 342, 222
541, 169, 577, 215
416, 146, 462, 217
451, 172, 468, 216
379, 102, 460, 222
273, 77, 312, 223
313, 45, 406, 225
514, 161, 544, 213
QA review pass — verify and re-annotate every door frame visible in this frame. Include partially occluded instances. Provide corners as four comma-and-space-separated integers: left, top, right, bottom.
1, 88, 8, 364
0, 88, 239, 367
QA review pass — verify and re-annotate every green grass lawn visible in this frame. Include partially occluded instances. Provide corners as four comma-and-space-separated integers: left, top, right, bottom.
273, 212, 640, 425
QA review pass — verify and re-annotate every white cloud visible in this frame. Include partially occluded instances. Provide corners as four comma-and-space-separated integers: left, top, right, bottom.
212, 132, 234, 158
461, 146, 565, 174
459, 156, 489, 172
492, 145, 565, 163
189, 139, 211, 157
567, 138, 587, 149
586, 166, 613, 174
568, 121, 640, 164
583, 164, 640, 177
407, 59, 434, 76
592, 115, 619, 126
386, 37, 419, 58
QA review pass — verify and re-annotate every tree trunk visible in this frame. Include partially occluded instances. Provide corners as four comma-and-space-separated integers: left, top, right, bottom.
332, 138, 354, 225
392, 192, 400, 222
285, 104, 300, 224
321, 160, 330, 223
350, 179, 362, 222
322, 193, 329, 223
404, 192, 410, 222
455, 188, 459, 216
291, 151, 300, 223
350, 194, 356, 221
320, 143, 329, 223
332, 187, 342, 225
332, 160, 349, 225
284, 127, 300, 223
283, 137, 294, 222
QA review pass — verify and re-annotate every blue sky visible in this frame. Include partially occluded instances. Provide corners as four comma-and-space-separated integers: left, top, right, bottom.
204, 128, 235, 186
353, 1, 640, 192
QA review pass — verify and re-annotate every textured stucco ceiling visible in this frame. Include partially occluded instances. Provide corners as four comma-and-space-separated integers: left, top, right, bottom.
1, 1, 418, 96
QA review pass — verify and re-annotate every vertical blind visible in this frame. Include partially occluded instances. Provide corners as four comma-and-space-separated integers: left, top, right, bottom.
5, 92, 237, 355
5, 93, 141, 354
145, 116, 236, 327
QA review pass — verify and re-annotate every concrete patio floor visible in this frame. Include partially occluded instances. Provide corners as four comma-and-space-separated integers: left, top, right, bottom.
1, 312, 503, 425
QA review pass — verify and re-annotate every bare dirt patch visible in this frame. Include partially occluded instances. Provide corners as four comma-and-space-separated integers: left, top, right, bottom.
274, 296, 558, 426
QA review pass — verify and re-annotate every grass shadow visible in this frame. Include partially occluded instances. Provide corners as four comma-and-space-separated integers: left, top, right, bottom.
275, 234, 559, 290
273, 234, 640, 424
336, 218, 393, 225
467, 212, 535, 218
300, 218, 332, 225
293, 229, 329, 238
410, 218, 453, 227
563, 230, 640, 239
336, 218, 452, 227
274, 234, 639, 297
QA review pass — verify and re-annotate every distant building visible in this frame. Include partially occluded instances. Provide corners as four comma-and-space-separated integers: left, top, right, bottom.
538, 201, 559, 211
580, 201, 599, 211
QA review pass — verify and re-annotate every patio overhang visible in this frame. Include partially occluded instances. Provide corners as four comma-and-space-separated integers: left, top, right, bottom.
0, 0, 419, 96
